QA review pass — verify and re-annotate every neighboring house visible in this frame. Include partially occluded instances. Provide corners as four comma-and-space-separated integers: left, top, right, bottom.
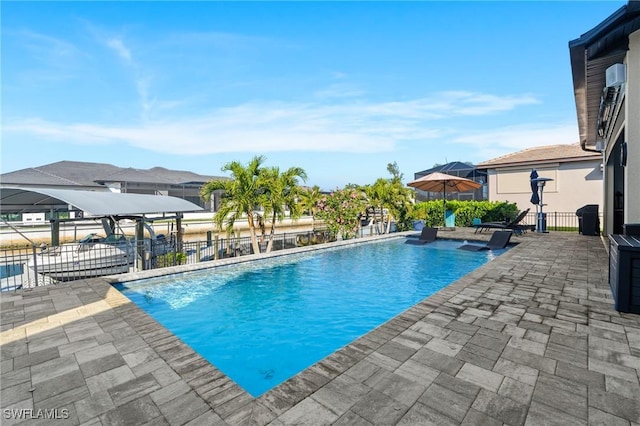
476, 143, 603, 213
569, 1, 640, 235
0, 161, 226, 214
413, 161, 487, 202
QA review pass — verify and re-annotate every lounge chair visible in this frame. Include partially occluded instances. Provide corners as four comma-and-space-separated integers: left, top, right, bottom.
405, 227, 438, 245
474, 208, 532, 234
458, 230, 512, 251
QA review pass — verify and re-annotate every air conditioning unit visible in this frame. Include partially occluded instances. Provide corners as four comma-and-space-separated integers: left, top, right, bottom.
606, 63, 626, 87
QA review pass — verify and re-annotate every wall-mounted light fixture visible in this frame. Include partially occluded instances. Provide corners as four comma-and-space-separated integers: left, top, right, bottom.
620, 141, 628, 167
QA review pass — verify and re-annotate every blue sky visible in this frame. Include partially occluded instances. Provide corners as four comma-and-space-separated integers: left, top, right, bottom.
1, 1, 625, 190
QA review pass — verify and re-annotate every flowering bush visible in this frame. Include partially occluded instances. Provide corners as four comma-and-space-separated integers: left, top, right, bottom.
315, 189, 366, 240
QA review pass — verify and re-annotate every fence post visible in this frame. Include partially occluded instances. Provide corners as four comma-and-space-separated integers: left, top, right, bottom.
214, 236, 219, 260
31, 245, 39, 287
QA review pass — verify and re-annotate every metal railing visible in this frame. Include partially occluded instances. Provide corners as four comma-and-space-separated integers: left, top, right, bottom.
0, 229, 342, 292
523, 211, 603, 232
1, 213, 601, 292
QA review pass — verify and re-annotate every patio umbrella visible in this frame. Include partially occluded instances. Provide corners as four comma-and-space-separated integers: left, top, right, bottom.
407, 172, 482, 225
530, 169, 540, 205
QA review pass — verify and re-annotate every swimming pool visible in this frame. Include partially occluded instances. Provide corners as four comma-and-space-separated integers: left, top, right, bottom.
116, 237, 505, 397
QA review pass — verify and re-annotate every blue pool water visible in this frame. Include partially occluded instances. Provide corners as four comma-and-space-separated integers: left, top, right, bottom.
0, 264, 23, 279
116, 237, 505, 397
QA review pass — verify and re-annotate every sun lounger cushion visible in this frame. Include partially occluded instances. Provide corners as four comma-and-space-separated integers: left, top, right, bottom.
458, 231, 512, 251
405, 227, 438, 245
474, 209, 531, 234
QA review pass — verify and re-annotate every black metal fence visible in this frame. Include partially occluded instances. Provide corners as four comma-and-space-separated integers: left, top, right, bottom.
0, 229, 338, 292
0, 213, 601, 292
522, 211, 603, 232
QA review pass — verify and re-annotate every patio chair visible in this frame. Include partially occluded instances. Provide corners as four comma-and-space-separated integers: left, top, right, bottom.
405, 227, 438, 245
458, 230, 512, 251
474, 208, 531, 234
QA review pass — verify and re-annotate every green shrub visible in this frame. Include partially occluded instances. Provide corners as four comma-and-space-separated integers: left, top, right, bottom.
156, 251, 187, 267
411, 200, 519, 227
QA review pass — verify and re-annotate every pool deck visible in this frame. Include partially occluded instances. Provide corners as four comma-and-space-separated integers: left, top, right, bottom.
2, 229, 640, 425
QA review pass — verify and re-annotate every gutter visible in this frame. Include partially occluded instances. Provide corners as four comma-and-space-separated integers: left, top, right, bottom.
568, 1, 640, 153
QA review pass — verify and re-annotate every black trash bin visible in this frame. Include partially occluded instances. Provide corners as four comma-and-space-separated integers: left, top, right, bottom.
624, 224, 640, 236
576, 204, 600, 236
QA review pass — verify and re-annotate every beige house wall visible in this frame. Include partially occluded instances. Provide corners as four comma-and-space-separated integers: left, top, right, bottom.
626, 30, 640, 225
599, 29, 640, 235
485, 160, 603, 213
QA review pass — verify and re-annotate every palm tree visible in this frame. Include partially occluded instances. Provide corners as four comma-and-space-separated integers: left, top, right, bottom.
298, 185, 323, 229
362, 181, 385, 234
386, 163, 414, 232
382, 180, 413, 233
364, 163, 414, 234
259, 166, 308, 253
200, 155, 266, 255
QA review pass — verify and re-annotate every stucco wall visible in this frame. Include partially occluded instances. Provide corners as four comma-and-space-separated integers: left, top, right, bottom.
626, 30, 640, 225
485, 160, 603, 213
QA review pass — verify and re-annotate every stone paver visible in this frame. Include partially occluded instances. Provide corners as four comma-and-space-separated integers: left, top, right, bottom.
2, 230, 639, 425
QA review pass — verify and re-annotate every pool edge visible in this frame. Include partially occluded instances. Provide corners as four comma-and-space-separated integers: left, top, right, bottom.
104, 230, 522, 421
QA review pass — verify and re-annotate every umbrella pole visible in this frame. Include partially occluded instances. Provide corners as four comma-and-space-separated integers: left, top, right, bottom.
443, 182, 446, 227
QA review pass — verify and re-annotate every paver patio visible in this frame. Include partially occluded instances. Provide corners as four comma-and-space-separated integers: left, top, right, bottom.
2, 229, 640, 425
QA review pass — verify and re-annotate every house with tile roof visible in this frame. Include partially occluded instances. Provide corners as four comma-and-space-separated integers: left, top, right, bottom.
0, 160, 226, 212
476, 143, 602, 214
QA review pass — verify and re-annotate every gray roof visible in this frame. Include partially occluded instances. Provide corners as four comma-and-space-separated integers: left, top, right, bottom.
0, 161, 224, 188
0, 187, 204, 215
97, 168, 177, 185
569, 1, 640, 151
416, 161, 484, 175
477, 143, 600, 168
1, 161, 119, 188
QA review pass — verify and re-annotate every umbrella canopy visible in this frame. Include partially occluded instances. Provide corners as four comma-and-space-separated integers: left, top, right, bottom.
530, 169, 540, 205
407, 172, 482, 226
407, 172, 482, 193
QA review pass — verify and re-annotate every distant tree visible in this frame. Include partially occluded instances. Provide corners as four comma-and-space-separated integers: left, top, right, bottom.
259, 166, 307, 253
362, 162, 413, 233
298, 185, 323, 228
200, 155, 266, 255
387, 161, 403, 181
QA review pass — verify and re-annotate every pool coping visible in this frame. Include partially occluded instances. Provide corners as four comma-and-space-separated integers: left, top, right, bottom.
4, 229, 634, 425
110, 232, 498, 397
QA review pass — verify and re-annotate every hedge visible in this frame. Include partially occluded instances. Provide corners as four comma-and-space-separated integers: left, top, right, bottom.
412, 200, 520, 227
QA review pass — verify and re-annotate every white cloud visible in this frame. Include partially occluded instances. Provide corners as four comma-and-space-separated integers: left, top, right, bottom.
106, 37, 132, 62
4, 91, 551, 157
16, 29, 78, 58
164, 31, 277, 49
453, 122, 580, 160
314, 83, 366, 99
100, 35, 154, 119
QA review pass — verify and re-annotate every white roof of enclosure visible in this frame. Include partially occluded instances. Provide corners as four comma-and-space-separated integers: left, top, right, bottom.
0, 187, 204, 216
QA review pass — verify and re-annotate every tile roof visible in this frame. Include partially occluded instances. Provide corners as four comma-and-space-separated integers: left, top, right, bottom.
0, 161, 224, 188
476, 143, 601, 168
1, 161, 120, 187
